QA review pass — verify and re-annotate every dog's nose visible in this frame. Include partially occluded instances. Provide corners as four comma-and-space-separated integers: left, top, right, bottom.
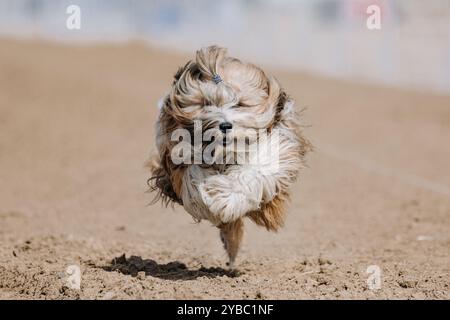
219, 122, 233, 133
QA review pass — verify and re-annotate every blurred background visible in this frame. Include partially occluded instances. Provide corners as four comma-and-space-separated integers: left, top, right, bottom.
0, 0, 449, 94
1, 0, 450, 300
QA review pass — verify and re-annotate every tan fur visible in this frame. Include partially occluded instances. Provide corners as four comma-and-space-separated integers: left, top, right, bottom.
219, 218, 244, 267
247, 193, 289, 232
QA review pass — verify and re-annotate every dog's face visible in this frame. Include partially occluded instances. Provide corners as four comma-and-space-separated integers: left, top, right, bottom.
158, 46, 288, 154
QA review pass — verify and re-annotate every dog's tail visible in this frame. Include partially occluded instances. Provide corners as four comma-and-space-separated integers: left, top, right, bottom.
219, 218, 244, 269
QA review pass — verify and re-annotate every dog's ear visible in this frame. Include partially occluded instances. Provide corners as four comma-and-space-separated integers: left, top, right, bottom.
147, 151, 184, 207
148, 101, 185, 206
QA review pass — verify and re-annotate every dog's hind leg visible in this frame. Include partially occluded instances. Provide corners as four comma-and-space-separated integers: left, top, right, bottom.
219, 218, 244, 269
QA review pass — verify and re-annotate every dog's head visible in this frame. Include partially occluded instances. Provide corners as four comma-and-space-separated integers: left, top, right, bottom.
157, 46, 290, 153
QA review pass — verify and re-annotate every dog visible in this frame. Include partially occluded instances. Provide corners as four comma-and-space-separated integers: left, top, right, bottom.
148, 46, 311, 268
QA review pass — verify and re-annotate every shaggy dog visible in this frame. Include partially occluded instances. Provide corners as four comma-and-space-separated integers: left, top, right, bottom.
148, 46, 310, 267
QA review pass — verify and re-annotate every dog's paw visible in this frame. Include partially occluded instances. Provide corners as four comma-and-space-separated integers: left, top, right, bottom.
199, 172, 262, 223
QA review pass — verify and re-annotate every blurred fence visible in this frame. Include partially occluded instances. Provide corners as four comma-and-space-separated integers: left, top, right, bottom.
0, 0, 449, 94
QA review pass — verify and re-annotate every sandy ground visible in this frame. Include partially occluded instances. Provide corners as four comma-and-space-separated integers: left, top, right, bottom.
0, 38, 449, 300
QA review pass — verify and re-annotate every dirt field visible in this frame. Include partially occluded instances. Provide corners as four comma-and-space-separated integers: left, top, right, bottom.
0, 38, 449, 299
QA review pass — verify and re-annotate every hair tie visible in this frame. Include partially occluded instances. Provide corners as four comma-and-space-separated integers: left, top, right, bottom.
212, 74, 223, 84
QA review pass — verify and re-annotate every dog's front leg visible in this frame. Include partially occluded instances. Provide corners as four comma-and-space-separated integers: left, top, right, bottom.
219, 218, 244, 269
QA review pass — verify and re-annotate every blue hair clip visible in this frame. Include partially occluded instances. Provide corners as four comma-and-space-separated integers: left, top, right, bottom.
212, 74, 223, 84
